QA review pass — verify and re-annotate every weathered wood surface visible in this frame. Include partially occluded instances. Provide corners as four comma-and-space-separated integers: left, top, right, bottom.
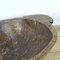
39, 26, 60, 60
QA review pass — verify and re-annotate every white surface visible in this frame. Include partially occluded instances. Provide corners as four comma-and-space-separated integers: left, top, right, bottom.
0, 0, 60, 25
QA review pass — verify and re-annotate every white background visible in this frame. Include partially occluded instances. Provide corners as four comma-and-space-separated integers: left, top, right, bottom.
0, 0, 60, 25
